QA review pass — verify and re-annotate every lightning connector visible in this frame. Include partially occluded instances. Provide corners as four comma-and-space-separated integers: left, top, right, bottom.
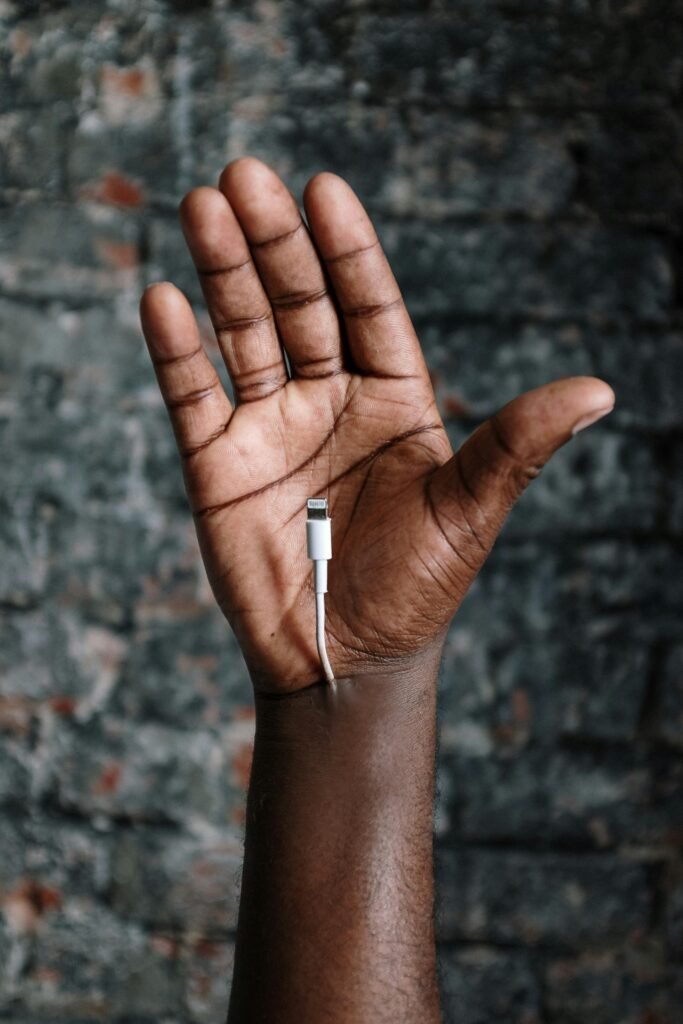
306, 498, 335, 688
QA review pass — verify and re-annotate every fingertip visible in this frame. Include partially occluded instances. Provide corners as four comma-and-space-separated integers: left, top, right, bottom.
303, 172, 359, 228
525, 375, 615, 417
553, 375, 615, 425
141, 279, 178, 299
179, 186, 228, 232
303, 171, 350, 206
303, 172, 375, 259
139, 282, 198, 360
178, 186, 244, 268
218, 157, 301, 244
583, 376, 615, 413
141, 277, 188, 312
568, 376, 616, 435
218, 156, 275, 195
490, 375, 617, 468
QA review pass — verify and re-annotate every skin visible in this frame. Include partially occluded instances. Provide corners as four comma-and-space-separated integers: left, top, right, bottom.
139, 157, 615, 1023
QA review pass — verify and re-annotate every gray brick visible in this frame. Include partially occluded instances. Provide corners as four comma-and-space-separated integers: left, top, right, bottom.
111, 827, 241, 934
0, 108, 67, 196
113, 611, 251, 729
45, 509, 200, 628
147, 214, 201, 304
41, 716, 251, 828
544, 949, 675, 1024
438, 946, 541, 1024
503, 429, 661, 536
0, 917, 12, 1005
669, 967, 683, 1011
444, 618, 651, 749
178, 4, 345, 103
580, 544, 683, 632
0, 204, 141, 302
671, 448, 683, 535
67, 113, 179, 208
0, 7, 174, 114
457, 542, 683, 643
137, 401, 192, 513
5, 409, 146, 516
441, 749, 682, 850
192, 100, 576, 217
0, 22, 84, 111
436, 849, 650, 946
17, 2, 344, 115
0, 298, 149, 402
654, 645, 683, 751
420, 321, 683, 432
151, 216, 673, 322
385, 222, 673, 322
440, 629, 649, 748
0, 818, 25, 889
183, 939, 234, 1024
0, 817, 111, 909
0, 609, 129, 722
666, 871, 683, 960
194, 104, 681, 225
421, 321, 593, 422
573, 109, 683, 225
347, 11, 683, 109
21, 905, 184, 1019
587, 330, 683, 432
431, 0, 680, 14
0, 500, 49, 609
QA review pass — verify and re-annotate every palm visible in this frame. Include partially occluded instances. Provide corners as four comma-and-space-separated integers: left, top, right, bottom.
141, 159, 614, 692
186, 369, 455, 686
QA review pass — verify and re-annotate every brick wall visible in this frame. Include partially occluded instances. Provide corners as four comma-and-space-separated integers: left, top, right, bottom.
1, 1, 682, 1021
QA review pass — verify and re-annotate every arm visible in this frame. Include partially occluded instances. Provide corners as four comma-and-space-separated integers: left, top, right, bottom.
139, 157, 614, 1024
230, 656, 443, 1023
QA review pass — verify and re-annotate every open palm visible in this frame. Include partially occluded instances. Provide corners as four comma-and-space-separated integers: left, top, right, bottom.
141, 159, 614, 694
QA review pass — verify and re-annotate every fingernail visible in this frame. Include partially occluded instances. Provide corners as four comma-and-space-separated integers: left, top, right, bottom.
571, 404, 615, 436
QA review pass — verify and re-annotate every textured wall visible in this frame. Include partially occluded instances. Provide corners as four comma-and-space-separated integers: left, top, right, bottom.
1, 1, 682, 1021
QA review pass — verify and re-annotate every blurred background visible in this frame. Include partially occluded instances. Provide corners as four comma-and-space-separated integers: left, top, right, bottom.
1, 0, 682, 1020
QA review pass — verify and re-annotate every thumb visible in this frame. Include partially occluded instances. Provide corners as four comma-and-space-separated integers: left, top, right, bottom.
428, 376, 615, 555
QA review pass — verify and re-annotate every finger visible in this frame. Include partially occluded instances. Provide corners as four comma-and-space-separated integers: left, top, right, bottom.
219, 158, 345, 382
303, 172, 427, 380
179, 187, 288, 405
427, 376, 615, 563
140, 282, 233, 459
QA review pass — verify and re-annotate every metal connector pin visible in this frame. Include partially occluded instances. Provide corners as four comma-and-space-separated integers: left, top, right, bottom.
306, 497, 329, 520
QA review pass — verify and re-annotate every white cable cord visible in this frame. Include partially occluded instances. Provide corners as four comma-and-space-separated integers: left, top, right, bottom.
306, 498, 336, 689
315, 592, 335, 686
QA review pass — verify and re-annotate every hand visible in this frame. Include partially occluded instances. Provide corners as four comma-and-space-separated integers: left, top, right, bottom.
140, 158, 614, 693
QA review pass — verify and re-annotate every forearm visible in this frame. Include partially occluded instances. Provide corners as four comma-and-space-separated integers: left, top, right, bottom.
227, 643, 444, 1024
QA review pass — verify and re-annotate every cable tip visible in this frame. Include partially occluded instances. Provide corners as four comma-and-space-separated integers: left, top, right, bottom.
306, 497, 329, 520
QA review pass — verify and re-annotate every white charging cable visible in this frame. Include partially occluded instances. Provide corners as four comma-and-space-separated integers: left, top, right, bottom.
306, 498, 335, 688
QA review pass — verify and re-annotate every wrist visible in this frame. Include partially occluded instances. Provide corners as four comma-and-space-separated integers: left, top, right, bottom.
252, 637, 444, 768
252, 631, 446, 702
248, 640, 444, 848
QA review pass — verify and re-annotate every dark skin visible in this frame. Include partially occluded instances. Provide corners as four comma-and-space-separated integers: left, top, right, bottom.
140, 157, 615, 1023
